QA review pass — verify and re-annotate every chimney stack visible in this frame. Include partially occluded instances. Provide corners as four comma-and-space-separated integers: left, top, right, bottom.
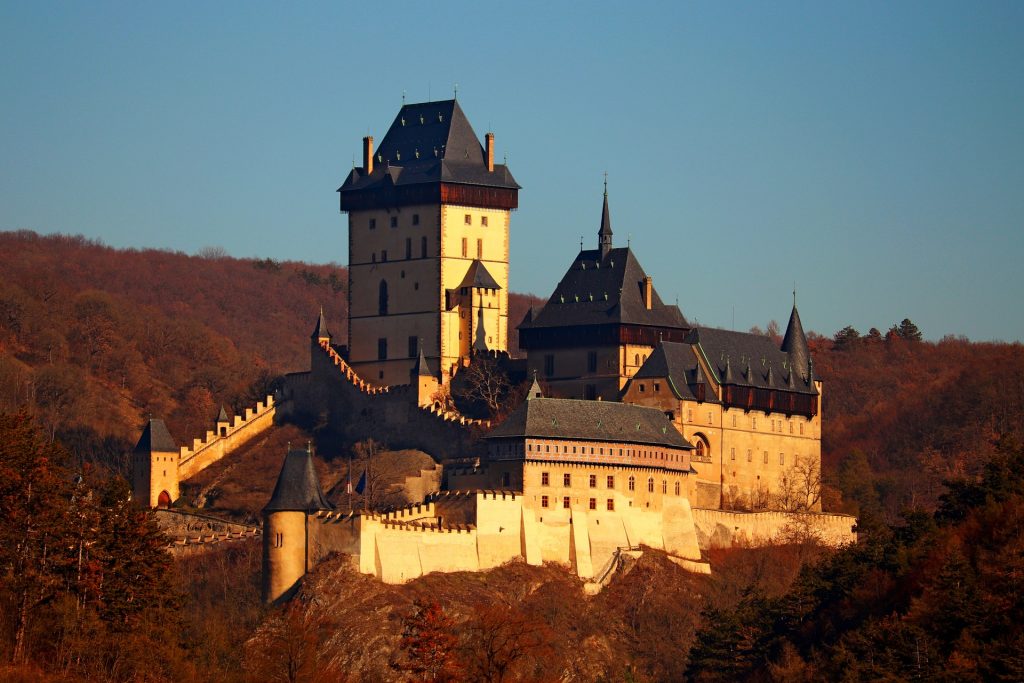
363, 136, 374, 175
644, 276, 653, 310
485, 132, 494, 172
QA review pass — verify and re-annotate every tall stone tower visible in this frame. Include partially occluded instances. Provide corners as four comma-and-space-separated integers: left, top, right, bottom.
131, 418, 179, 508
338, 99, 520, 386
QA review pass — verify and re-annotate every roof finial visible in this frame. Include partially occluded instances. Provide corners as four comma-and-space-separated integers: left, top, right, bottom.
453, 82, 458, 99
603, 171, 608, 197
402, 90, 406, 105
580, 235, 584, 251
793, 282, 797, 307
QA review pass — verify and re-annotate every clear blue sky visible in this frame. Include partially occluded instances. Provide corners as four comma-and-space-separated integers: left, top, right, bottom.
2, 1, 1023, 342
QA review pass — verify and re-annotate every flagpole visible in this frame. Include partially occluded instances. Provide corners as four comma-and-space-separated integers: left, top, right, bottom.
347, 449, 353, 514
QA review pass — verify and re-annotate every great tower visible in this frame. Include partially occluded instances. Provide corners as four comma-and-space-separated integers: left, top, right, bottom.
337, 99, 519, 386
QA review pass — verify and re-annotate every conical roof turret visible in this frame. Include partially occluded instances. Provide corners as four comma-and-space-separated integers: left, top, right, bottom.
217, 405, 229, 423
413, 346, 433, 377
781, 296, 810, 381
527, 372, 544, 400
310, 306, 331, 341
263, 446, 333, 513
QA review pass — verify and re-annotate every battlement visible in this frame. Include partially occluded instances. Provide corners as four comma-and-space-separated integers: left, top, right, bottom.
179, 395, 275, 464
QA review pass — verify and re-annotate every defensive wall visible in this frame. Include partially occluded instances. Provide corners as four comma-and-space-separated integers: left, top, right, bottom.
691, 507, 857, 549
178, 396, 276, 480
277, 341, 487, 461
155, 509, 262, 557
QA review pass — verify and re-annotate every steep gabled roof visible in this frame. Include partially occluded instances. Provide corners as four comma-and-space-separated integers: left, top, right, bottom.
134, 419, 177, 454
263, 449, 333, 513
217, 406, 229, 423
633, 342, 721, 403
413, 347, 434, 377
687, 327, 818, 395
338, 100, 519, 193
486, 397, 692, 449
518, 247, 687, 331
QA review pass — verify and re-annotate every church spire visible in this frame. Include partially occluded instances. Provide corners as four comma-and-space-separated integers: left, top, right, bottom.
781, 297, 810, 381
598, 175, 613, 258
310, 306, 331, 341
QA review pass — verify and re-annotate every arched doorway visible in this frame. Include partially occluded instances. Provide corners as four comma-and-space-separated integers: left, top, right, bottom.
157, 490, 171, 508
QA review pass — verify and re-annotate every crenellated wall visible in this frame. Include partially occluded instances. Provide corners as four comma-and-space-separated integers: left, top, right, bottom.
691, 507, 857, 549
277, 342, 487, 461
178, 396, 276, 480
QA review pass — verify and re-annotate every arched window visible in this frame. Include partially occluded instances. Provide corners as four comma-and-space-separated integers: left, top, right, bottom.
378, 280, 388, 315
634, 354, 640, 366
647, 477, 654, 493
695, 441, 705, 459
628, 475, 635, 491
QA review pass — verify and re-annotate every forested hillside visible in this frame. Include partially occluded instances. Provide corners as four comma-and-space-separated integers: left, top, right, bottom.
0, 231, 541, 472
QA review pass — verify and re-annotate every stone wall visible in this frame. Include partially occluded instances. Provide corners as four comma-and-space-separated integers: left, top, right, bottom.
691, 507, 857, 549
178, 396, 276, 480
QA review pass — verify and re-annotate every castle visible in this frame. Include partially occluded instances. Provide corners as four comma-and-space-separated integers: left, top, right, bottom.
128, 97, 854, 604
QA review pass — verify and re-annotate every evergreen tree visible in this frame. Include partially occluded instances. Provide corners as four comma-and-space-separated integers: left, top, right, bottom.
832, 325, 861, 350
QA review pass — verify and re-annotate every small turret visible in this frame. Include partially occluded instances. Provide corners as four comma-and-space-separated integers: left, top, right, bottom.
722, 356, 735, 384
262, 446, 332, 604
131, 418, 179, 508
781, 295, 810, 382
527, 372, 544, 400
311, 306, 331, 343
411, 347, 439, 407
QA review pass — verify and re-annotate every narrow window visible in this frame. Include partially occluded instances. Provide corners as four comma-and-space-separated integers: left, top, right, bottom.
695, 441, 705, 460
421, 236, 428, 258
732, 414, 737, 427
763, 451, 769, 464
481, 215, 488, 227
780, 452, 785, 465
405, 238, 412, 259
800, 423, 804, 435
381, 249, 388, 262
607, 499, 615, 511
461, 238, 468, 257
628, 476, 635, 491
390, 216, 398, 228
563, 473, 571, 487
563, 496, 570, 509
731, 447, 736, 461
589, 498, 597, 510
674, 481, 680, 496
412, 213, 420, 226
747, 449, 752, 462
607, 475, 614, 488
464, 213, 471, 225
476, 238, 483, 259
654, 382, 660, 393
541, 472, 549, 486
589, 474, 597, 488
647, 478, 654, 493
752, 416, 757, 430
377, 337, 387, 360
378, 280, 388, 315
541, 495, 549, 508
369, 218, 376, 230
662, 480, 667, 494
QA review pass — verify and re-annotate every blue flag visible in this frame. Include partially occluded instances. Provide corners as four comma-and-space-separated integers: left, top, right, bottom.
354, 470, 367, 495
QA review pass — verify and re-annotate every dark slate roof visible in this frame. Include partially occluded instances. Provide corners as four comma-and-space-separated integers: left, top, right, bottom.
413, 348, 434, 377
217, 406, 229, 423
310, 307, 331, 340
263, 449, 333, 513
459, 260, 502, 290
687, 327, 818, 395
486, 398, 692, 449
633, 342, 721, 403
518, 247, 688, 330
134, 419, 177, 453
780, 304, 810, 381
338, 100, 519, 193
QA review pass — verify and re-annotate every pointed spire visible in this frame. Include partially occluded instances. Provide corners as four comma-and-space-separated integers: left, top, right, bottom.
598, 177, 613, 258
781, 299, 810, 381
722, 356, 735, 384
473, 306, 488, 352
310, 306, 331, 341
527, 371, 544, 400
766, 363, 775, 386
217, 405, 229, 423
787, 365, 797, 389
745, 360, 754, 383
414, 346, 433, 377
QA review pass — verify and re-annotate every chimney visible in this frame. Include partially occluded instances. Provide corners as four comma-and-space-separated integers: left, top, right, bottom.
644, 276, 653, 310
485, 132, 494, 172
363, 136, 374, 175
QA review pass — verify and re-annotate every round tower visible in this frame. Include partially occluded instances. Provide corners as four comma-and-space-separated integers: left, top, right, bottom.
262, 446, 333, 603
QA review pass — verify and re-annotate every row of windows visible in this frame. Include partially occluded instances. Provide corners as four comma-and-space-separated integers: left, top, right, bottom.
369, 214, 422, 230
370, 236, 430, 264
541, 496, 615, 510
377, 336, 422, 360
732, 413, 807, 434
464, 213, 489, 226
461, 237, 485, 259
539, 471, 683, 496
528, 442, 683, 462
728, 447, 798, 466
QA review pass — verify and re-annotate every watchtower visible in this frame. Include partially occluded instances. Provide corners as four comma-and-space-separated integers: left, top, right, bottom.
131, 418, 179, 508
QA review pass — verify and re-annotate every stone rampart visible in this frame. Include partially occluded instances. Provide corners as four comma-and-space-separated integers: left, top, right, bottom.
277, 343, 487, 461
178, 396, 276, 480
691, 508, 857, 549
